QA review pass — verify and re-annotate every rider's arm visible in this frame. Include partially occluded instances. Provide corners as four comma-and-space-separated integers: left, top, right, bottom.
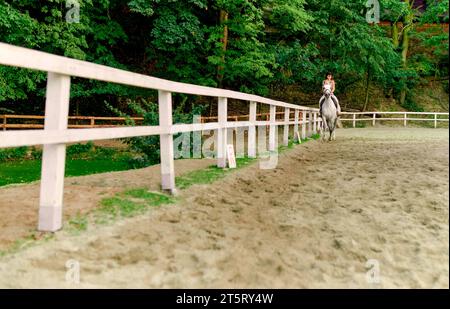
332, 81, 336, 93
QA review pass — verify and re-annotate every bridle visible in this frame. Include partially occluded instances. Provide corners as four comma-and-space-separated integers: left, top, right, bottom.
323, 85, 331, 98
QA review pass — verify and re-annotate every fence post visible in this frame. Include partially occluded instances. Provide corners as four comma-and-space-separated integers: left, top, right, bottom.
301, 111, 306, 140
2, 115, 6, 131
248, 101, 257, 158
353, 114, 356, 128
283, 107, 290, 146
313, 112, 317, 134
294, 109, 299, 140
434, 114, 437, 128
269, 105, 276, 151
308, 111, 312, 137
217, 97, 228, 168
373, 113, 376, 126
90, 117, 95, 127
404, 113, 407, 127
158, 90, 175, 193
38, 72, 71, 232
316, 112, 319, 133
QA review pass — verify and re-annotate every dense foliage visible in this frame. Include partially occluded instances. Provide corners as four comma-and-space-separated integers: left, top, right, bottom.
0, 0, 448, 115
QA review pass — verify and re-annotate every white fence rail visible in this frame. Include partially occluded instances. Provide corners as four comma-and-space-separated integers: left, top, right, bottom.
0, 43, 320, 232
341, 112, 449, 128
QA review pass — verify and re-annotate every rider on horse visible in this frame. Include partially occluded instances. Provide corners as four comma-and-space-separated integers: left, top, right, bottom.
319, 72, 341, 117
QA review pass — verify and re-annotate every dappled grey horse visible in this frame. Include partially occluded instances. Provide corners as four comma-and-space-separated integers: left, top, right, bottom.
319, 86, 338, 141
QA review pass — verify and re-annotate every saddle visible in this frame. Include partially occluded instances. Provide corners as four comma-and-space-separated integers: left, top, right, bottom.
319, 95, 339, 109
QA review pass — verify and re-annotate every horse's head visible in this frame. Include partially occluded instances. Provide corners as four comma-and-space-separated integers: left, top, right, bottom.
323, 85, 331, 98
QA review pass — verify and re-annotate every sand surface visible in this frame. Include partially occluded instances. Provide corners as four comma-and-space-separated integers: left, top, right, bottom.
0, 128, 448, 288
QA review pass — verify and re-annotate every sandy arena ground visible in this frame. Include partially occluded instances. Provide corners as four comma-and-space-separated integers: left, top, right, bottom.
0, 127, 448, 288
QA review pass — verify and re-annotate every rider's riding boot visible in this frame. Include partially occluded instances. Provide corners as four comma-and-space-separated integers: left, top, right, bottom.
334, 103, 340, 117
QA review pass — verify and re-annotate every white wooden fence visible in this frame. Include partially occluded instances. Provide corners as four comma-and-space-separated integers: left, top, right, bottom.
341, 111, 449, 128
0, 43, 320, 232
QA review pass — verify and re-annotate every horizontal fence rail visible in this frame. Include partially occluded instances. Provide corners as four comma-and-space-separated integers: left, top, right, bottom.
0, 112, 297, 130
340, 112, 449, 128
1, 114, 144, 130
0, 42, 321, 232
200, 111, 299, 123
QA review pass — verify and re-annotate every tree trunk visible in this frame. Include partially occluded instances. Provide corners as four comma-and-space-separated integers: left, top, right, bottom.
383, 22, 400, 99
217, 9, 229, 88
75, 100, 79, 116
363, 63, 371, 112
392, 21, 399, 49
210, 10, 228, 117
400, 0, 413, 106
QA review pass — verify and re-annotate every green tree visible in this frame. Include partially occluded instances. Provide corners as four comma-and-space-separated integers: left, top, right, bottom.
0, 0, 128, 114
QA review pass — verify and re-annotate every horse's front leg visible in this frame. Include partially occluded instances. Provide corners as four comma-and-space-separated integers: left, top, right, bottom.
321, 116, 328, 141
321, 116, 328, 131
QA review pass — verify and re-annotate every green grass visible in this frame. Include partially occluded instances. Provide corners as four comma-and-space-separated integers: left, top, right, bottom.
176, 166, 226, 189
0, 142, 137, 187
0, 159, 130, 187
310, 133, 321, 140
289, 133, 321, 144
0, 232, 54, 258
277, 139, 296, 153
95, 189, 175, 223
355, 122, 367, 128
176, 157, 256, 189
64, 189, 176, 232
67, 213, 89, 233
